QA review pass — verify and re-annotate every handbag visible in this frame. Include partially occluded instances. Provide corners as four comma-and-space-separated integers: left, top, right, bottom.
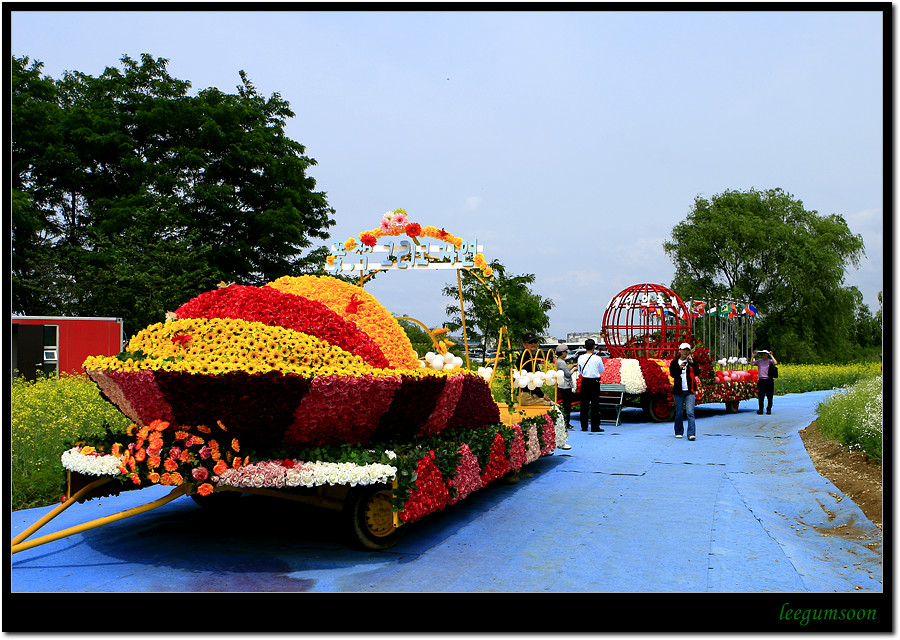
769, 363, 779, 379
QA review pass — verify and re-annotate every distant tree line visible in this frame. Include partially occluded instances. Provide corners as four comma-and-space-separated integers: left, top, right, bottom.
12, 54, 335, 336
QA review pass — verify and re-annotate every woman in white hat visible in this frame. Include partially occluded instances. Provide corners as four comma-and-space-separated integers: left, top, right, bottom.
753, 349, 779, 414
668, 343, 702, 440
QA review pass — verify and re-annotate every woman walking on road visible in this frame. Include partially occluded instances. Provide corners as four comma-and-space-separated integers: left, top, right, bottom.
754, 349, 779, 414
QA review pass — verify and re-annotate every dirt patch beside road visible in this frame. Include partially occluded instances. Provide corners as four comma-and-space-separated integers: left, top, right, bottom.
799, 420, 882, 529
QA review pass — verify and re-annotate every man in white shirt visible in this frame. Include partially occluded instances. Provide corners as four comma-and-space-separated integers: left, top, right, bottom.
577, 338, 606, 432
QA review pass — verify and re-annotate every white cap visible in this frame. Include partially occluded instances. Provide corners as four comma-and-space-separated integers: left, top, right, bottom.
679, 343, 692, 350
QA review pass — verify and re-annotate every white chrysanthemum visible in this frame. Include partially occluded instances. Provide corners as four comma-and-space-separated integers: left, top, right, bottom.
619, 359, 647, 394
61, 448, 123, 477
554, 410, 568, 447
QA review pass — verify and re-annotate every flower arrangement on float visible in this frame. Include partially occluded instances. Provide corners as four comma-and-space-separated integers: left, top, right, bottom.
333, 208, 494, 279
60, 411, 560, 522
571, 342, 757, 408
73, 234, 559, 525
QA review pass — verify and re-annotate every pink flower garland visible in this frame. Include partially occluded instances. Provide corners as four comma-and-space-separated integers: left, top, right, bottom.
524, 424, 542, 464
286, 374, 401, 446
400, 451, 449, 523
507, 425, 528, 471
599, 359, 622, 384
447, 443, 483, 505
540, 414, 557, 456
216, 459, 304, 489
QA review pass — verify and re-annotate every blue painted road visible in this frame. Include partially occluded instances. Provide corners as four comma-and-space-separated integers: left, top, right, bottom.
8, 390, 886, 630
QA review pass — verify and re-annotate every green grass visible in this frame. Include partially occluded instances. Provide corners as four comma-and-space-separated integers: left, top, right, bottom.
11, 372, 131, 510
815, 375, 883, 463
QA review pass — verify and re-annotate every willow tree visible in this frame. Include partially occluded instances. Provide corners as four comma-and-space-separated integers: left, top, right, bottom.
663, 188, 866, 362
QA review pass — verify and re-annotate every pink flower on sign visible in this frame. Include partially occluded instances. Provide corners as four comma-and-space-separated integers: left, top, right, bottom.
198, 446, 212, 460
192, 467, 209, 481
391, 212, 408, 228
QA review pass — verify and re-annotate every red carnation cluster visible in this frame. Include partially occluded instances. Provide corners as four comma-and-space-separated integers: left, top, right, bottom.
399, 452, 450, 523
479, 432, 510, 485
638, 358, 671, 395
175, 285, 389, 368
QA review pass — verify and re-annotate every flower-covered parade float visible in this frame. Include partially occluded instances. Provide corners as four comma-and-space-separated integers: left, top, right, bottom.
576, 283, 759, 422
13, 213, 563, 554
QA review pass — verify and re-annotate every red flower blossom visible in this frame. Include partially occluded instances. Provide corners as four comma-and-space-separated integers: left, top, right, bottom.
345, 293, 364, 315
360, 233, 378, 247
405, 222, 422, 238
171, 334, 192, 346
192, 467, 209, 481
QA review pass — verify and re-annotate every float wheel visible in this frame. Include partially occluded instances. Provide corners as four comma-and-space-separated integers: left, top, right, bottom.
642, 395, 675, 422
344, 485, 407, 550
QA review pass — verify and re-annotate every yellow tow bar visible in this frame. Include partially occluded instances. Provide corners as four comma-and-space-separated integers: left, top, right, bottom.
12, 481, 188, 555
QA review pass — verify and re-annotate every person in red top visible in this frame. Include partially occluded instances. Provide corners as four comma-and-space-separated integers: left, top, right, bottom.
668, 342, 701, 440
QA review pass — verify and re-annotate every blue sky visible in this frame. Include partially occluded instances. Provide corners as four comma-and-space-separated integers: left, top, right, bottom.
10, 9, 884, 340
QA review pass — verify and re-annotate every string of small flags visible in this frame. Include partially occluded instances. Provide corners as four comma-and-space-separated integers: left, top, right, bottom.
689, 301, 757, 319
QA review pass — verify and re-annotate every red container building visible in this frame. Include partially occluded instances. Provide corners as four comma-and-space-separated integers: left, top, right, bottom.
11, 316, 124, 380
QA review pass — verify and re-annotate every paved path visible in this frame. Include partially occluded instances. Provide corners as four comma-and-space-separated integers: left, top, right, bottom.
10, 390, 883, 604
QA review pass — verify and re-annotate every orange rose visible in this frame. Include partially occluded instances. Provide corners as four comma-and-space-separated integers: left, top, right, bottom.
163, 459, 179, 473
213, 460, 228, 475
197, 483, 215, 497
148, 472, 160, 484
231, 438, 240, 453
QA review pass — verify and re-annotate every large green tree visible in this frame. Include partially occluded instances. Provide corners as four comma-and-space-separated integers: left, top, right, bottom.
442, 260, 554, 365
12, 54, 335, 335
663, 188, 867, 363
